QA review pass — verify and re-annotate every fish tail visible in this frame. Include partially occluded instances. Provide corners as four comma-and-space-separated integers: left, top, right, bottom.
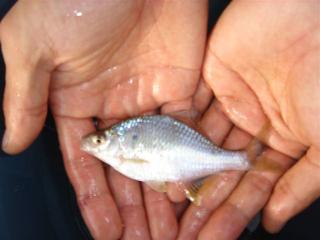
245, 121, 273, 164
245, 137, 264, 164
246, 140, 283, 173
245, 124, 283, 173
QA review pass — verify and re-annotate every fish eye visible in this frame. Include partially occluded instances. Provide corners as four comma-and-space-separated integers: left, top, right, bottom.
92, 135, 105, 145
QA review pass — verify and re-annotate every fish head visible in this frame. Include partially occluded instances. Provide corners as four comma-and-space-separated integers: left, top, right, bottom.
81, 129, 120, 157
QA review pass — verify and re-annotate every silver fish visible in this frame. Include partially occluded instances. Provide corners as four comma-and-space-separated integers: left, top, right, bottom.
81, 115, 253, 191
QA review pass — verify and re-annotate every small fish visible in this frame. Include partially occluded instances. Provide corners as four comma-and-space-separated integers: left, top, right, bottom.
81, 115, 260, 198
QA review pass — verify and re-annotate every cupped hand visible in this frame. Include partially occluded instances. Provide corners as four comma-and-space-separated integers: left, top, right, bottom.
175, 1, 320, 239
0, 0, 208, 239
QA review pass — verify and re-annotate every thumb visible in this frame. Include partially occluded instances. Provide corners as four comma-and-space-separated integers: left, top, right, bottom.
1, 26, 53, 154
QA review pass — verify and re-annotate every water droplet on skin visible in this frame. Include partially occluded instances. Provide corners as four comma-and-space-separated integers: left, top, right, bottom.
134, 230, 142, 237
195, 209, 207, 218
189, 218, 202, 231
128, 78, 134, 85
79, 157, 88, 168
104, 217, 111, 224
152, 81, 161, 96
88, 179, 99, 197
235, 197, 246, 210
73, 10, 83, 17
225, 106, 248, 122
106, 66, 119, 74
122, 184, 135, 205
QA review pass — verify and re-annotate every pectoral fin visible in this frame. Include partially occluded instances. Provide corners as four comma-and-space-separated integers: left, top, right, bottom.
146, 181, 167, 193
119, 156, 149, 165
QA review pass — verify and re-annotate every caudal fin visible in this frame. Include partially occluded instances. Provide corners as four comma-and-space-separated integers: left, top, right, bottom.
246, 137, 264, 163
245, 138, 282, 173
245, 122, 283, 172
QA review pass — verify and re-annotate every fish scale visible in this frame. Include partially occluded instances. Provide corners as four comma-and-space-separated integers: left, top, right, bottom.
81, 115, 251, 183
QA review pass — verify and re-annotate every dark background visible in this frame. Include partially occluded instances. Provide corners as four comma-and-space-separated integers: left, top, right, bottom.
0, 1, 318, 239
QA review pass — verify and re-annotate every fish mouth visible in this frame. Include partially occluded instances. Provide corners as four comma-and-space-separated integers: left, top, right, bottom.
80, 139, 101, 155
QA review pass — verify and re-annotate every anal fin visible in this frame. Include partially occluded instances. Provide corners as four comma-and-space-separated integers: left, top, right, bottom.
183, 179, 205, 205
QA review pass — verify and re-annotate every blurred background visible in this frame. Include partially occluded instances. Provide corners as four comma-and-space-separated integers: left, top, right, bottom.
0, 1, 318, 239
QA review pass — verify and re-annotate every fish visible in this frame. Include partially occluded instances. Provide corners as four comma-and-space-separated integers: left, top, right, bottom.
81, 115, 260, 200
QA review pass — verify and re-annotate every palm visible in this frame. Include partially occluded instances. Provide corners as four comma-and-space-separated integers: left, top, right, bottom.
1, 1, 207, 239
204, 1, 319, 156
50, 27, 200, 120
176, 2, 320, 239
47, 1, 204, 120
49, 2, 208, 240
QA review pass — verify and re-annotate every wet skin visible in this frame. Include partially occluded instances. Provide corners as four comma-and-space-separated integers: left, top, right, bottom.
1, 0, 320, 240
1, 1, 207, 239
173, 1, 320, 239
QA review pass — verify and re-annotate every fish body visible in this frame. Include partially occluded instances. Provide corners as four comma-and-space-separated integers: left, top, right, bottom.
81, 115, 250, 183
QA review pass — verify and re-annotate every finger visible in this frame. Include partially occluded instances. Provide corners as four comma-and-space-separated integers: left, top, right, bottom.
177, 127, 251, 240
100, 117, 152, 239
263, 146, 320, 233
198, 99, 233, 144
108, 169, 151, 240
55, 116, 122, 240
167, 99, 233, 202
167, 182, 186, 203
174, 200, 189, 220
177, 172, 241, 240
199, 149, 293, 240
1, 28, 53, 153
143, 184, 178, 240
192, 79, 213, 115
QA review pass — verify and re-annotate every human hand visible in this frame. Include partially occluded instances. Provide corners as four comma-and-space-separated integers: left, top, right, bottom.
0, 0, 208, 239
174, 1, 320, 239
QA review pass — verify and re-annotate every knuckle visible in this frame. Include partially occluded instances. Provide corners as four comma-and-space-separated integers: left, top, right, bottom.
77, 189, 110, 209
152, 228, 177, 240
67, 156, 102, 172
18, 102, 48, 118
226, 200, 250, 222
247, 172, 274, 195
118, 202, 144, 214
265, 177, 299, 222
274, 176, 301, 205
